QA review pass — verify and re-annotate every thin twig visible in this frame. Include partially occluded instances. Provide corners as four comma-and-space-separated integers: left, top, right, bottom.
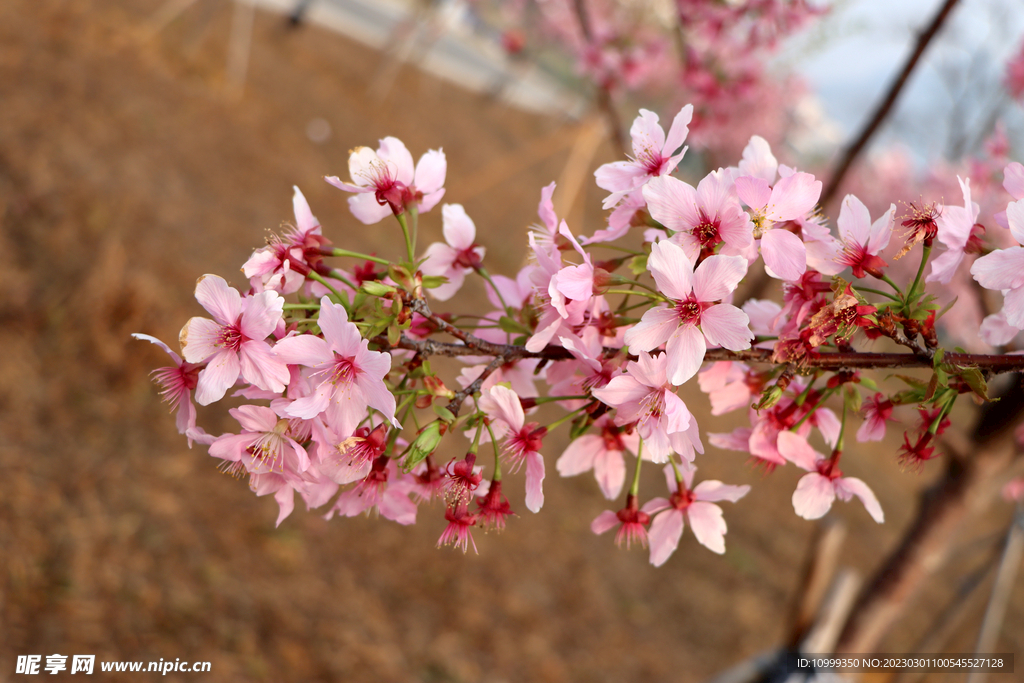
446, 355, 506, 417
820, 0, 963, 207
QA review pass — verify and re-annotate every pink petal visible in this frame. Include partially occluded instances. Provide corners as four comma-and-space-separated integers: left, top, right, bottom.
662, 390, 693, 435
273, 486, 295, 527
834, 477, 885, 523
592, 374, 648, 414
665, 324, 706, 386
272, 334, 330, 367
1008, 199, 1024, 246
195, 275, 242, 326
979, 312, 1019, 345
441, 203, 476, 250
209, 432, 255, 462
538, 181, 558, 232
593, 448, 626, 500
662, 104, 693, 158
132, 332, 182, 365
643, 175, 701, 234
648, 239, 694, 300
292, 186, 319, 234
630, 109, 666, 159
556, 434, 599, 476
195, 349, 241, 405
348, 192, 392, 225
239, 340, 289, 393
738, 135, 778, 183
792, 473, 835, 520
735, 176, 771, 209
693, 254, 747, 302
591, 510, 620, 535
761, 229, 807, 281
324, 175, 368, 193
345, 147, 381, 189
648, 509, 685, 566
1003, 285, 1024, 329
815, 408, 842, 449
1004, 162, 1024, 200
414, 148, 446, 195
240, 290, 284, 341
700, 304, 753, 351
356, 372, 399, 428
419, 188, 445, 214
926, 248, 965, 285
377, 137, 415, 185
776, 431, 820, 471
767, 172, 821, 221
693, 480, 751, 503
624, 306, 678, 353
687, 501, 728, 554
837, 194, 872, 247
480, 385, 525, 431
971, 247, 1024, 290
318, 298, 361, 357
179, 317, 222, 363
595, 161, 644, 199
524, 451, 546, 513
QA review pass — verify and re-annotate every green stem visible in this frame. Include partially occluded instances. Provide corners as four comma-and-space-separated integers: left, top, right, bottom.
307, 271, 346, 303
794, 374, 819, 407
545, 406, 588, 432
328, 248, 390, 266
283, 303, 321, 310
486, 421, 502, 481
628, 440, 644, 497
856, 286, 901, 302
835, 399, 848, 454
605, 289, 664, 301
878, 274, 904, 297
530, 395, 590, 405
477, 266, 512, 314
790, 387, 838, 433
408, 206, 419, 261
328, 269, 358, 291
907, 244, 932, 307
609, 276, 661, 296
395, 212, 414, 264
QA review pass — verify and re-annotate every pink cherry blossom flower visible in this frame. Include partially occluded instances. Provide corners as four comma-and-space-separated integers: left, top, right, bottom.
595, 105, 693, 209
645, 465, 750, 563
437, 502, 478, 553
857, 393, 896, 443
132, 333, 200, 443
179, 275, 290, 405
834, 194, 895, 279
209, 404, 311, 476
243, 186, 329, 295
625, 240, 753, 386
479, 385, 547, 513
927, 177, 980, 285
591, 351, 693, 463
642, 169, 753, 262
735, 171, 822, 281
586, 187, 647, 244
325, 137, 446, 224
591, 495, 651, 549
697, 361, 762, 416
328, 456, 419, 525
557, 415, 639, 500
971, 198, 1024, 329
421, 204, 486, 301
311, 421, 388, 485
1005, 162, 1024, 200
273, 296, 398, 434
476, 480, 514, 530
777, 431, 884, 523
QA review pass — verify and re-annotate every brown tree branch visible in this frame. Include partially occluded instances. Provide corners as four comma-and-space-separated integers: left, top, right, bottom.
819, 0, 962, 208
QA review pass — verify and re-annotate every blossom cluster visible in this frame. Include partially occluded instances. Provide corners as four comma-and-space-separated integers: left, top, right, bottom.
137, 108, 1024, 566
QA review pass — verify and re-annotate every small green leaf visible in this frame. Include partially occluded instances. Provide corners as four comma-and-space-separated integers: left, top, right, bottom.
932, 348, 945, 368
403, 421, 444, 472
420, 275, 447, 289
843, 384, 862, 414
959, 367, 993, 401
935, 296, 958, 320
432, 404, 456, 423
498, 316, 532, 335
628, 254, 649, 277
361, 281, 396, 296
387, 323, 401, 346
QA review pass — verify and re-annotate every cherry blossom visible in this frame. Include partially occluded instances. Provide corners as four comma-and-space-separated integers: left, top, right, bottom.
420, 204, 486, 301
735, 171, 822, 281
625, 240, 752, 386
595, 105, 693, 209
132, 333, 200, 443
273, 296, 398, 434
243, 186, 328, 294
777, 432, 884, 523
834, 194, 895, 280
325, 137, 446, 224
971, 198, 1024, 328
645, 465, 750, 563
556, 415, 638, 500
479, 385, 547, 513
927, 177, 979, 285
179, 275, 289, 405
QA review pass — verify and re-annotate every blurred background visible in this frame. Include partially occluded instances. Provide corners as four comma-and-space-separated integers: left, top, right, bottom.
1, 0, 1023, 681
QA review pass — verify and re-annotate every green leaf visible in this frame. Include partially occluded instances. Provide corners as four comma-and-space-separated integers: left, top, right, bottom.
387, 323, 401, 346
403, 421, 444, 472
569, 413, 592, 441
361, 281, 396, 296
959, 367, 993, 401
628, 254, 649, 277
432, 404, 456, 423
420, 275, 447, 290
935, 296, 958, 321
932, 348, 945, 368
498, 316, 532, 335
